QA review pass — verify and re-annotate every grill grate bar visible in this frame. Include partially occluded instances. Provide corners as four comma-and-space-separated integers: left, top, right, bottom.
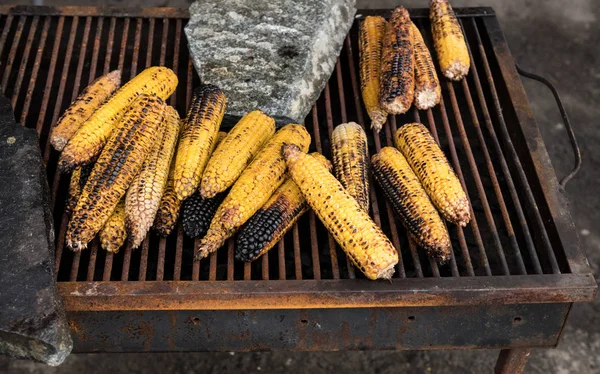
36, 16, 63, 139
472, 19, 559, 274
117, 18, 129, 74
460, 77, 527, 274
88, 17, 103, 83
103, 18, 116, 76
425, 107, 472, 276
11, 15, 38, 109
292, 225, 302, 280
446, 81, 510, 275
174, 222, 185, 280
20, 16, 49, 126
277, 240, 286, 280
464, 21, 541, 275
1, 16, 25, 95
437, 94, 492, 275
0, 16, 14, 82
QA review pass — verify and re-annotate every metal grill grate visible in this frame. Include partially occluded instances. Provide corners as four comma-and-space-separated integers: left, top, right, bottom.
0, 7, 578, 285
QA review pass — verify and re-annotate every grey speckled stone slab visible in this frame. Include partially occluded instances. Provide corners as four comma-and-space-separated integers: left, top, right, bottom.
0, 97, 72, 366
185, 0, 356, 126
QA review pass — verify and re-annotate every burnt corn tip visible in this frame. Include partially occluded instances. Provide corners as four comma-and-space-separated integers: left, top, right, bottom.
182, 190, 227, 239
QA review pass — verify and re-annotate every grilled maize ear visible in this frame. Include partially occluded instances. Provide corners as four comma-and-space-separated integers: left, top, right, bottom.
99, 199, 127, 253
58, 67, 177, 172
152, 160, 180, 237
173, 84, 226, 201
182, 191, 227, 239
196, 124, 311, 260
125, 105, 180, 248
65, 94, 166, 251
200, 110, 275, 199
331, 122, 370, 213
153, 131, 227, 237
395, 122, 470, 226
411, 23, 441, 110
236, 153, 331, 262
372, 147, 451, 261
50, 70, 121, 151
283, 144, 398, 280
430, 0, 470, 80
66, 164, 93, 213
380, 6, 414, 115
359, 16, 387, 132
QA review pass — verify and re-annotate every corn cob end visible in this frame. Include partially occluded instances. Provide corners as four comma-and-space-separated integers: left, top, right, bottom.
195, 229, 226, 260
414, 90, 441, 110
370, 110, 387, 133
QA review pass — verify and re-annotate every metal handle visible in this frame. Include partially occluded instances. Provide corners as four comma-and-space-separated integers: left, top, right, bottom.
516, 64, 581, 188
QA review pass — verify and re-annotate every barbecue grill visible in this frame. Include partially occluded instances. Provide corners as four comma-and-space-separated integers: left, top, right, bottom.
0, 5, 595, 373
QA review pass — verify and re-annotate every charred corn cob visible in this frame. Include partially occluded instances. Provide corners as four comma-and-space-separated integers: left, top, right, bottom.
58, 67, 177, 172
99, 199, 127, 253
411, 23, 441, 110
283, 144, 398, 280
359, 16, 387, 132
152, 161, 180, 237
200, 110, 275, 199
182, 190, 227, 239
125, 105, 180, 248
65, 94, 166, 251
331, 122, 370, 213
372, 147, 451, 261
50, 70, 122, 151
430, 0, 470, 80
153, 131, 227, 237
66, 164, 93, 213
380, 6, 414, 115
236, 152, 332, 262
395, 123, 470, 226
196, 124, 311, 260
173, 84, 226, 201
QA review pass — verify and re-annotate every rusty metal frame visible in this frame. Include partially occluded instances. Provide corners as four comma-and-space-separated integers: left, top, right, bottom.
0, 6, 594, 363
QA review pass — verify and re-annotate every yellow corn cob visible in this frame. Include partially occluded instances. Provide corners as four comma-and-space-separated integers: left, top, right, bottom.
283, 144, 398, 280
99, 199, 127, 253
235, 152, 332, 262
65, 94, 166, 251
411, 22, 441, 110
331, 122, 370, 213
125, 105, 180, 248
50, 70, 121, 151
196, 124, 311, 259
173, 84, 226, 201
200, 110, 275, 199
395, 123, 470, 226
359, 16, 387, 132
66, 164, 93, 213
430, 0, 470, 80
153, 130, 227, 237
58, 67, 177, 172
372, 147, 451, 261
380, 6, 414, 115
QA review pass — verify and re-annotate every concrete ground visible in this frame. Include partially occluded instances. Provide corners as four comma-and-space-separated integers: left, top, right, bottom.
0, 0, 598, 372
